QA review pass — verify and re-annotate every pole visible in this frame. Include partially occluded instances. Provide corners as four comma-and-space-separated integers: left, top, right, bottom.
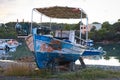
50, 17, 52, 30
40, 13, 42, 26
80, 9, 83, 44
30, 9, 33, 34
86, 16, 88, 41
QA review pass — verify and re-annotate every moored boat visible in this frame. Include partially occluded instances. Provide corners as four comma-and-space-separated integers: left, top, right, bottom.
81, 40, 106, 57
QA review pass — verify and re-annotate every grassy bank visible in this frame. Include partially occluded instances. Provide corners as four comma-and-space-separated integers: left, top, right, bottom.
59, 68, 120, 80
1, 65, 120, 80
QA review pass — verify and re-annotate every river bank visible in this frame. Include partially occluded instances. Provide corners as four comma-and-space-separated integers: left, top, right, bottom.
0, 60, 120, 80
0, 60, 120, 71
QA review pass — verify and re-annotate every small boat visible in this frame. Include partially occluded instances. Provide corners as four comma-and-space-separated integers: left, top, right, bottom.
25, 6, 105, 70
0, 40, 7, 50
26, 28, 85, 70
81, 40, 105, 57
0, 39, 19, 52
82, 47, 105, 56
26, 6, 87, 70
7, 39, 19, 49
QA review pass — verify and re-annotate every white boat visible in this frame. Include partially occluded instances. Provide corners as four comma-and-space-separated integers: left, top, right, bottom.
7, 39, 19, 49
0, 39, 19, 52
0, 40, 7, 50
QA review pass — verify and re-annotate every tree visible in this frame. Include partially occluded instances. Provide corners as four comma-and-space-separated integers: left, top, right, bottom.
74, 21, 83, 30
90, 26, 96, 32
0, 24, 17, 39
118, 19, 120, 22
102, 21, 111, 31
63, 24, 71, 30
112, 22, 120, 32
92, 22, 101, 24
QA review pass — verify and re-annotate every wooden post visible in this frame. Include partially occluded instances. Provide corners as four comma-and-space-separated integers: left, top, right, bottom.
79, 57, 86, 68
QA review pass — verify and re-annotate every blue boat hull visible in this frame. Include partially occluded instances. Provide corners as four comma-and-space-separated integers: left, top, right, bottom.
26, 34, 105, 69
35, 52, 80, 69
31, 34, 83, 69
82, 50, 102, 56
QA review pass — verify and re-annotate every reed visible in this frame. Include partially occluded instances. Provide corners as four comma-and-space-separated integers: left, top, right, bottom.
4, 63, 52, 78
4, 63, 34, 76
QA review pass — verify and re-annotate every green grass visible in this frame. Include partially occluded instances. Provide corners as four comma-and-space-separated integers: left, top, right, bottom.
59, 68, 120, 80
9, 39, 33, 60
1, 65, 120, 80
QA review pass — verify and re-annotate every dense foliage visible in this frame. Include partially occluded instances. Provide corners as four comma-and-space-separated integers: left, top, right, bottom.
0, 23, 17, 39
89, 20, 120, 42
0, 19, 120, 41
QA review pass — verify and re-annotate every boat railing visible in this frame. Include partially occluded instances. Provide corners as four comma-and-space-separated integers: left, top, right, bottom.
75, 36, 86, 45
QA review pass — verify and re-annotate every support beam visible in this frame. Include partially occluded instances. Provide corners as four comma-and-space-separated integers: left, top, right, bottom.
79, 57, 86, 68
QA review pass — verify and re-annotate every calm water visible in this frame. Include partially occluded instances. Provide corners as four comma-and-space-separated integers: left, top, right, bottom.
76, 57, 120, 66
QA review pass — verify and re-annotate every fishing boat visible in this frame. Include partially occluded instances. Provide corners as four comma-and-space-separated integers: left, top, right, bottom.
25, 6, 105, 70
26, 6, 88, 70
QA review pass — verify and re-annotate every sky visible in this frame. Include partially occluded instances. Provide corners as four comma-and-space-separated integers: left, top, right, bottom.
0, 0, 120, 24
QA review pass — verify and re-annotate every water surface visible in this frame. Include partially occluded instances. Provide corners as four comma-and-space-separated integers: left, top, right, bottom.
76, 57, 120, 66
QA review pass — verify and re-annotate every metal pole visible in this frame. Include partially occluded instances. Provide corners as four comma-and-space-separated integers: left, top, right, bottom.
50, 17, 52, 30
80, 8, 83, 44
31, 8, 34, 34
86, 16, 88, 41
40, 13, 42, 26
